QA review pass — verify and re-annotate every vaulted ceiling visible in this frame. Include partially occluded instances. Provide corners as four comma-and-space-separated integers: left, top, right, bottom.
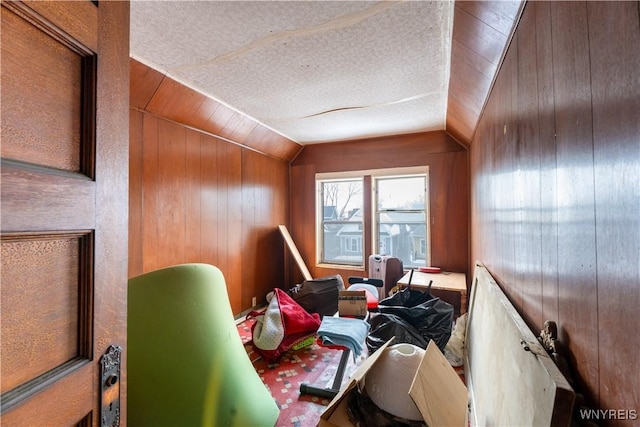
130, 1, 523, 148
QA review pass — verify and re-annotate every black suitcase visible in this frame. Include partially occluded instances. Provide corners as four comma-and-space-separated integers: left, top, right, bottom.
368, 255, 404, 298
288, 274, 345, 317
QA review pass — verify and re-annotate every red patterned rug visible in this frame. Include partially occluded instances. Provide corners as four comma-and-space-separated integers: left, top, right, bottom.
236, 317, 366, 427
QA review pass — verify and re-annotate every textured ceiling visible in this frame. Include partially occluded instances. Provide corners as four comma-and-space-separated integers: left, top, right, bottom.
130, 1, 454, 145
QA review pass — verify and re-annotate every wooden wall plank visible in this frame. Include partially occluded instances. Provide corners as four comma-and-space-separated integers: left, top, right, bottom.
141, 114, 159, 272
184, 129, 202, 263
515, 7, 543, 330
587, 0, 640, 414
128, 110, 144, 277
129, 58, 163, 110
551, 1, 599, 402
156, 119, 187, 267
534, 0, 560, 331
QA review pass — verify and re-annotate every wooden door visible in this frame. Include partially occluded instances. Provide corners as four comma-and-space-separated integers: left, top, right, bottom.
1, 1, 129, 425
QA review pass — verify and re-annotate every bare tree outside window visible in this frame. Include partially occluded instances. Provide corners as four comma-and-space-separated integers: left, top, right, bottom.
320, 179, 363, 265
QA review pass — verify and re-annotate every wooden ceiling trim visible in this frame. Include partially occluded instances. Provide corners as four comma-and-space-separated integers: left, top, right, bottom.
147, 78, 207, 125
456, 1, 522, 37
130, 59, 301, 162
190, 97, 221, 131
453, 5, 508, 66
228, 116, 259, 145
446, 0, 524, 147
130, 58, 164, 109
451, 38, 496, 80
293, 130, 465, 167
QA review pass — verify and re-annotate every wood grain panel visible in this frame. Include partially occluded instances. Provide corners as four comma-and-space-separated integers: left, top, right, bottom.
1, 7, 83, 172
142, 114, 160, 272
0, 363, 93, 427
456, 0, 522, 36
184, 129, 202, 263
129, 110, 144, 277
454, 4, 509, 66
16, 0, 98, 52
146, 77, 207, 126
470, 0, 640, 416
1, 236, 81, 392
156, 119, 187, 267
241, 150, 288, 309
446, 1, 523, 146
130, 111, 287, 314
1, 162, 95, 232
551, 1, 599, 402
515, 7, 543, 330
534, 0, 560, 331
199, 133, 220, 271
129, 58, 164, 110
290, 131, 469, 283
223, 142, 244, 313
1, 1, 129, 423
587, 0, 640, 414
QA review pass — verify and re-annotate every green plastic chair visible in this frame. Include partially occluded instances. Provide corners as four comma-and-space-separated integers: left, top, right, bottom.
128, 263, 280, 426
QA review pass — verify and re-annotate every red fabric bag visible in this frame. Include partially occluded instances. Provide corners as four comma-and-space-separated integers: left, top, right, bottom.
247, 288, 321, 361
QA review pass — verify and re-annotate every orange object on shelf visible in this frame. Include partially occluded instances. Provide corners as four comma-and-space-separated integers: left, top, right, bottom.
418, 266, 441, 274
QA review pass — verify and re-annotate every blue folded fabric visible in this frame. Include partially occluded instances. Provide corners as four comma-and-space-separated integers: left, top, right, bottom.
317, 316, 370, 361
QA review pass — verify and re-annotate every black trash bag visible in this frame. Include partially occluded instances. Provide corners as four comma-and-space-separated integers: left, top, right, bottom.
368, 285, 454, 353
346, 385, 426, 427
366, 313, 428, 354
379, 286, 432, 307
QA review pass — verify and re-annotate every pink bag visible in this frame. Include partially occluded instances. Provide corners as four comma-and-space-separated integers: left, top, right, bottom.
247, 288, 321, 361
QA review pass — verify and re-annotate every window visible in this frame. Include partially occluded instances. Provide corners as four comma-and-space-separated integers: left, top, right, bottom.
317, 167, 429, 268
318, 178, 364, 265
374, 174, 428, 268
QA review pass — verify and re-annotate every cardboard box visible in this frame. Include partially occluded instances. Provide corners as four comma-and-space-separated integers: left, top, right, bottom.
318, 339, 468, 427
337, 290, 367, 317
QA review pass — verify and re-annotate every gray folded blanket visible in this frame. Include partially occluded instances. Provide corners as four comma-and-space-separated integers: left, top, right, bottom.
317, 316, 370, 361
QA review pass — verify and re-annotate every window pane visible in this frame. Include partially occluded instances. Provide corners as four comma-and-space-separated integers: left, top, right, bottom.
320, 179, 363, 265
377, 176, 425, 210
376, 175, 428, 268
377, 217, 427, 267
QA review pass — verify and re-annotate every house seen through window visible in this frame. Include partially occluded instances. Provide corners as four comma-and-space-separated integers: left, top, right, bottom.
317, 168, 429, 269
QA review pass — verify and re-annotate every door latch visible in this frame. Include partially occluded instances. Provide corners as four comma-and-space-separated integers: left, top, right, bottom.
100, 345, 122, 427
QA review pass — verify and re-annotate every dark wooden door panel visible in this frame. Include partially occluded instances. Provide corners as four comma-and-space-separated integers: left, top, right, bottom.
1, 162, 96, 232
1, 232, 93, 393
1, 1, 129, 424
1, 1, 95, 174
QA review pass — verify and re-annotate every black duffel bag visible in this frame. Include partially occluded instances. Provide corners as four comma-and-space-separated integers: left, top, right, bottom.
288, 274, 345, 317
366, 280, 453, 353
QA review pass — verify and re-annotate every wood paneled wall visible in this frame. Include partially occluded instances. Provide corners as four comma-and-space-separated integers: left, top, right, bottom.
470, 1, 639, 420
130, 59, 302, 162
129, 110, 289, 314
290, 131, 469, 285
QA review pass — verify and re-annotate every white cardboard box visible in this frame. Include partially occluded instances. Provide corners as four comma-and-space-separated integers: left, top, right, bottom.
318, 339, 468, 427
337, 290, 367, 318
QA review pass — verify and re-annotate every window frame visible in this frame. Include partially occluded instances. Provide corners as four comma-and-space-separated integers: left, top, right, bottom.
316, 166, 430, 269
373, 172, 431, 268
